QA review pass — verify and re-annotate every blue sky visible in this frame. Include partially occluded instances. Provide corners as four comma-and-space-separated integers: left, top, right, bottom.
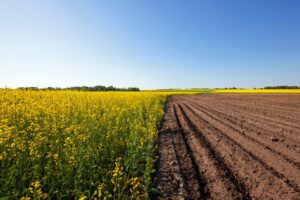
0, 0, 299, 89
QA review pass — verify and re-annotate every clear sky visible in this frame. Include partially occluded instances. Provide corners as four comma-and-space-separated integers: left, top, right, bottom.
0, 0, 299, 89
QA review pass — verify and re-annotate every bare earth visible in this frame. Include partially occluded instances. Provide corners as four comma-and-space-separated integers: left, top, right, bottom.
155, 94, 300, 199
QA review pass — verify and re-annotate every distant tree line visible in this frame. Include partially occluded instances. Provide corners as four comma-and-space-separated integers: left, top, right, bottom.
263, 86, 300, 89
223, 87, 237, 89
222, 86, 300, 90
16, 85, 140, 91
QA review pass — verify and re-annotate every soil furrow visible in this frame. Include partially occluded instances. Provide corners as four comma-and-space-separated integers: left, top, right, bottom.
155, 103, 188, 199
185, 100, 300, 166
155, 94, 300, 199
214, 100, 300, 129
179, 102, 300, 198
214, 97, 300, 116
174, 103, 248, 199
186, 97, 300, 143
191, 95, 300, 129
182, 101, 300, 188
170, 104, 203, 199
185, 97, 300, 148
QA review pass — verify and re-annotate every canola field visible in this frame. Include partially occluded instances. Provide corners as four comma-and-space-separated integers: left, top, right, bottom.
212, 89, 300, 94
0, 90, 195, 199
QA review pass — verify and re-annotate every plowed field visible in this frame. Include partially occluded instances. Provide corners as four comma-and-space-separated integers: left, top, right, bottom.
155, 94, 300, 199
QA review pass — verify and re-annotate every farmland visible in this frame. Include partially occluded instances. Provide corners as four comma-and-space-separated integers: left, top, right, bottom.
155, 94, 300, 199
1, 89, 300, 199
0, 90, 201, 199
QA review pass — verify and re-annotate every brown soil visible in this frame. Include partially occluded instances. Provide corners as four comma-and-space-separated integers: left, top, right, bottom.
154, 94, 300, 199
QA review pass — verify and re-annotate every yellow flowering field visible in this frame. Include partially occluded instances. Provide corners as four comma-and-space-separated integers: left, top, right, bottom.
212, 89, 300, 94
0, 90, 197, 199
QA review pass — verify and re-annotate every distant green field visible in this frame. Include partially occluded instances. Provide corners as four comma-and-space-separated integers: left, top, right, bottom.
143, 88, 212, 93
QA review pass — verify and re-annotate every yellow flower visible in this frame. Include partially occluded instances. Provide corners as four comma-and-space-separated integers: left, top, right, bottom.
32, 181, 41, 189
130, 177, 140, 190
20, 197, 31, 200
1, 89, 195, 198
79, 194, 87, 200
